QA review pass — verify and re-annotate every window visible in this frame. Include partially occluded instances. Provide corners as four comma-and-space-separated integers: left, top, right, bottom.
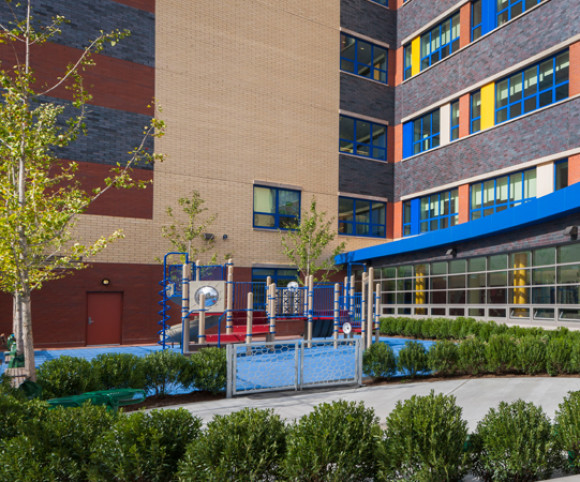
340, 33, 388, 84
470, 91, 481, 133
497, 0, 543, 26
450, 100, 460, 141
339, 197, 386, 237
339, 115, 387, 160
470, 168, 536, 220
252, 267, 298, 308
403, 200, 412, 237
420, 14, 460, 70
403, 44, 412, 80
495, 51, 569, 124
472, 0, 483, 40
253, 185, 300, 230
555, 159, 568, 191
412, 110, 440, 155
369, 0, 387, 5
419, 189, 459, 233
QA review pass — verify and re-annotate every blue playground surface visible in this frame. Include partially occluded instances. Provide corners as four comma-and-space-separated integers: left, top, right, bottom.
1, 337, 435, 396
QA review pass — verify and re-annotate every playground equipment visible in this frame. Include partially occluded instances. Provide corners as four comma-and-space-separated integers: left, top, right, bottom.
158, 253, 383, 353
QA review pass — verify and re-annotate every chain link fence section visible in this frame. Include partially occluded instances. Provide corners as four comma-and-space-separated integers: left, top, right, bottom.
226, 339, 362, 397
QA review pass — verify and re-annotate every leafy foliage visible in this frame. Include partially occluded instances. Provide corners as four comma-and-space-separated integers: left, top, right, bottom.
397, 340, 429, 378
546, 336, 574, 376
554, 391, 580, 470
91, 353, 147, 390
428, 340, 459, 376
516, 335, 547, 375
457, 337, 487, 375
142, 349, 191, 397
37, 355, 98, 398
188, 347, 227, 394
178, 408, 286, 481
363, 341, 397, 378
485, 334, 517, 374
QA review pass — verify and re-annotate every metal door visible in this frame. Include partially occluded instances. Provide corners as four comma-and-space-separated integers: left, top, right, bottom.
86, 292, 122, 345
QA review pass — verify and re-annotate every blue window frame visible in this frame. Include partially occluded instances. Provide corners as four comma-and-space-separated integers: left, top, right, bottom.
403, 44, 412, 80
470, 90, 481, 133
470, 168, 536, 220
450, 100, 460, 141
340, 33, 388, 84
369, 0, 387, 6
420, 13, 460, 70
253, 185, 300, 230
495, 51, 569, 124
419, 189, 459, 233
497, 0, 542, 26
339, 197, 386, 238
411, 110, 440, 155
339, 115, 387, 161
403, 200, 412, 237
472, 0, 483, 40
555, 159, 568, 191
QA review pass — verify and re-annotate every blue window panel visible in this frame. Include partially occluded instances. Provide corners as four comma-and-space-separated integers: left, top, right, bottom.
253, 185, 300, 230
403, 44, 412, 80
339, 115, 387, 161
471, 0, 483, 40
420, 13, 460, 71
411, 110, 440, 155
470, 168, 536, 220
495, 51, 569, 125
402, 198, 421, 237
419, 189, 459, 234
340, 33, 388, 84
339, 197, 386, 238
402, 121, 414, 159
555, 159, 569, 191
450, 100, 460, 141
470, 91, 481, 133
497, 0, 542, 26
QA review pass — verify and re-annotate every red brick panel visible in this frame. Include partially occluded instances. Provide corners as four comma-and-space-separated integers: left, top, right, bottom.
112, 0, 155, 13
458, 93, 471, 139
570, 41, 580, 97
569, 154, 580, 186
459, 3, 471, 49
392, 47, 402, 87
392, 200, 403, 239
458, 183, 470, 224
0, 43, 154, 116
393, 123, 403, 163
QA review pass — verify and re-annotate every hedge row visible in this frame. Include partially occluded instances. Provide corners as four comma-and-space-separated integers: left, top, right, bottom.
2, 391, 580, 481
32, 347, 226, 399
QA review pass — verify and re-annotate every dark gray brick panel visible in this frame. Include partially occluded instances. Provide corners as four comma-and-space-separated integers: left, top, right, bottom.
48, 98, 154, 169
340, 73, 395, 124
339, 155, 394, 199
372, 212, 580, 268
394, 97, 580, 199
341, 0, 396, 46
397, 0, 461, 44
0, 0, 154, 67
396, 0, 577, 121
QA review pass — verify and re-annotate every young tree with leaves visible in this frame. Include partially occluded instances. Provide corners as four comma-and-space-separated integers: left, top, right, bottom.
0, 1, 165, 380
280, 198, 345, 284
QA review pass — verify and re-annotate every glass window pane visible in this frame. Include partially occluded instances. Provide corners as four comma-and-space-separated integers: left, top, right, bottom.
538, 59, 554, 91
431, 261, 447, 275
524, 169, 536, 198
254, 187, 275, 213
533, 247, 554, 266
449, 260, 466, 273
558, 265, 580, 284
497, 176, 508, 203
398, 265, 413, 277
533, 268, 555, 285
469, 257, 487, 272
488, 271, 507, 286
339, 197, 354, 222
510, 73, 522, 101
511, 251, 530, 268
468, 273, 487, 288
471, 183, 482, 209
558, 244, 580, 264
339, 116, 354, 140
254, 213, 275, 227
497, 79, 509, 107
523, 66, 538, 97
555, 160, 569, 191
555, 51, 569, 85
355, 200, 370, 223
278, 190, 299, 215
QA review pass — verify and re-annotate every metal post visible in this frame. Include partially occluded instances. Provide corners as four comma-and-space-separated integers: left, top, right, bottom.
198, 293, 206, 344
367, 267, 374, 348
374, 283, 380, 344
307, 275, 314, 348
361, 272, 367, 349
333, 283, 340, 348
194, 259, 200, 281
268, 283, 277, 341
246, 292, 253, 344
226, 344, 234, 398
182, 263, 191, 354
226, 258, 234, 334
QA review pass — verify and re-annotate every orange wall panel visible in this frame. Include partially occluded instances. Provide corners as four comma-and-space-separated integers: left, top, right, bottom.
570, 41, 580, 97
393, 201, 403, 239
459, 3, 471, 49
458, 93, 471, 139
112, 0, 155, 13
394, 46, 403, 86
393, 124, 403, 163
458, 183, 470, 224
569, 154, 580, 185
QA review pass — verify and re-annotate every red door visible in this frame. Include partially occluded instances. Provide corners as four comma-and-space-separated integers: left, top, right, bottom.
86, 293, 123, 345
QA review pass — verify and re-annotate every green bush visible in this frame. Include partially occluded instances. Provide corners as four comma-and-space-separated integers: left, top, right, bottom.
0, 395, 48, 441
91, 408, 202, 482
189, 347, 227, 393
0, 404, 117, 481
92, 353, 147, 390
457, 337, 487, 375
485, 334, 517, 374
363, 342, 397, 378
471, 399, 563, 481
178, 408, 286, 481
397, 341, 429, 378
142, 349, 191, 397
547, 337, 574, 375
37, 355, 98, 398
516, 336, 547, 375
379, 317, 397, 336
428, 340, 459, 376
285, 400, 380, 481
554, 391, 580, 470
380, 390, 470, 481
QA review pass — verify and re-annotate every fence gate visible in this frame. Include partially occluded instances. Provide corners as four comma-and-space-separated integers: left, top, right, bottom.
226, 338, 362, 397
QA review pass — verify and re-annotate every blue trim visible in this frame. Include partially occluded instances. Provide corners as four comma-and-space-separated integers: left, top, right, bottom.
339, 115, 388, 161
402, 121, 414, 159
470, 91, 481, 134
419, 13, 460, 71
410, 198, 420, 235
338, 196, 386, 238
253, 185, 301, 230
481, 0, 497, 37
336, 182, 580, 265
340, 33, 388, 85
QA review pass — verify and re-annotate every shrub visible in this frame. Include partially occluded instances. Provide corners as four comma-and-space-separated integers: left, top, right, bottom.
380, 390, 470, 481
0, 404, 117, 481
457, 337, 487, 375
471, 399, 562, 482
380, 317, 397, 336
363, 342, 397, 378
178, 408, 286, 481
554, 391, 580, 470
516, 336, 547, 375
428, 340, 459, 376
91, 408, 202, 482
285, 400, 380, 481
546, 337, 574, 376
91, 353, 147, 390
449, 318, 465, 340
189, 347, 227, 393
397, 341, 429, 378
37, 355, 97, 398
0, 395, 48, 441
485, 334, 517, 374
142, 349, 191, 397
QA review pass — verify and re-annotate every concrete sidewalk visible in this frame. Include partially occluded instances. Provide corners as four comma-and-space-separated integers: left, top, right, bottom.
168, 377, 580, 431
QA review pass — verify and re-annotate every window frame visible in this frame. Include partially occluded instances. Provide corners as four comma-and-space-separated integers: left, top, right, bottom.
403, 44, 412, 80
554, 159, 569, 191
471, 0, 483, 41
338, 196, 387, 238
419, 13, 460, 70
497, 0, 542, 27
253, 185, 301, 230
340, 33, 388, 85
339, 115, 388, 161
470, 90, 481, 133
450, 100, 460, 141
411, 109, 440, 155
419, 189, 459, 234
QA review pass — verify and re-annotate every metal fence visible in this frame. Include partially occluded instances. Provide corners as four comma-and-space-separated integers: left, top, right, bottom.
226, 338, 362, 397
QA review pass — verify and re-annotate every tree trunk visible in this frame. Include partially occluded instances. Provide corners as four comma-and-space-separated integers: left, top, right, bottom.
12, 290, 36, 381
13, 292, 24, 353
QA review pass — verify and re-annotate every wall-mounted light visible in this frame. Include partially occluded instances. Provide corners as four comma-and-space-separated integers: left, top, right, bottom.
203, 233, 215, 241
222, 234, 228, 240
101, 278, 111, 286
564, 226, 578, 239
446, 248, 457, 257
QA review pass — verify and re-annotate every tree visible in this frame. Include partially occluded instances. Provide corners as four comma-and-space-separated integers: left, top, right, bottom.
0, 1, 165, 380
280, 198, 345, 284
